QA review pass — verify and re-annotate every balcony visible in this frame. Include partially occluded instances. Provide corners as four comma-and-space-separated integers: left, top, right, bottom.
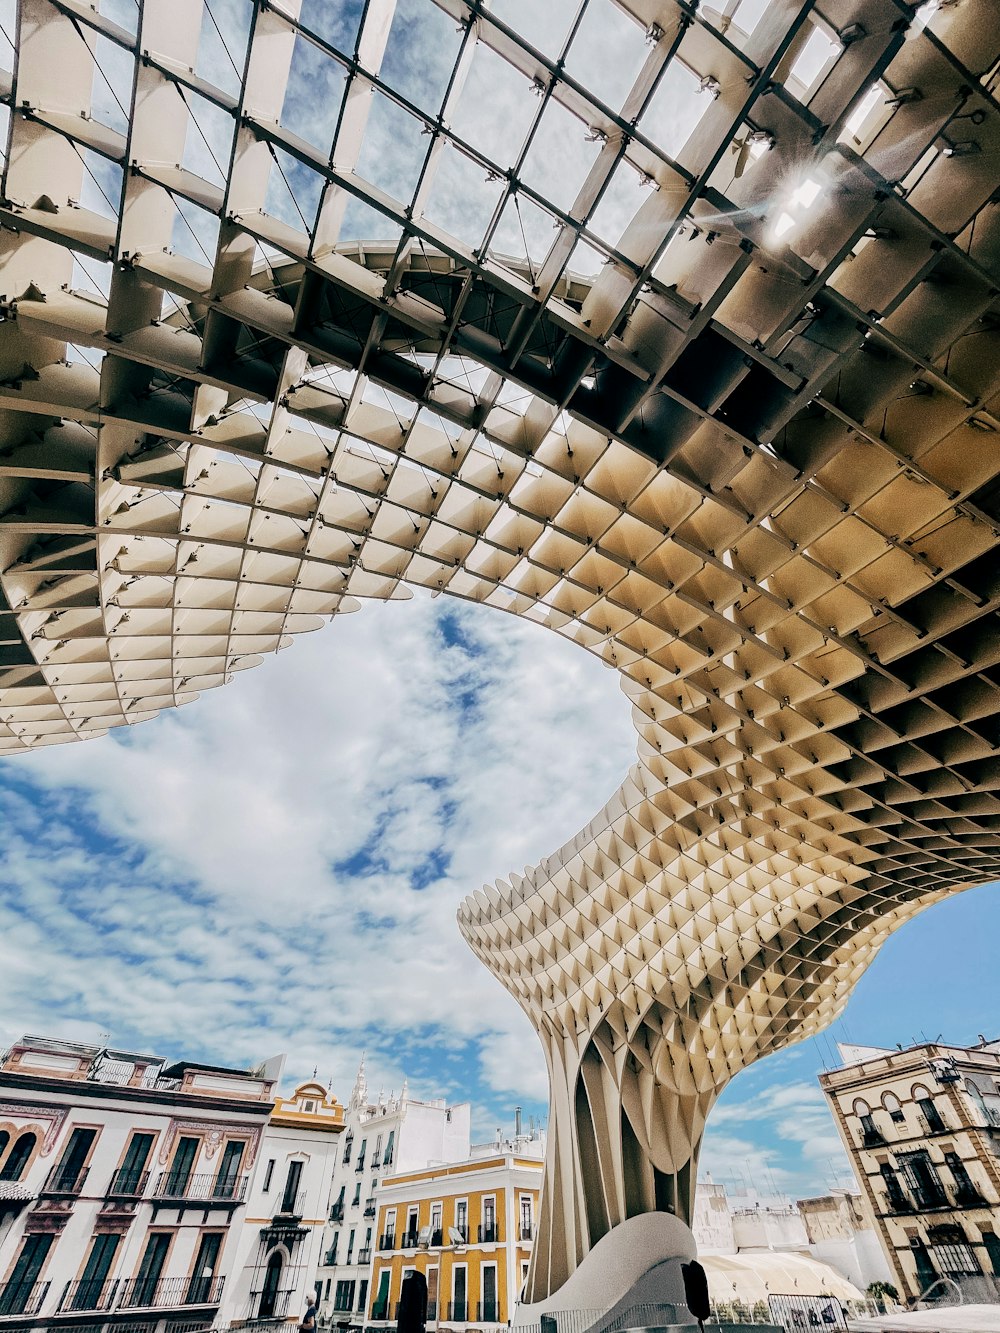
364, 1201, 377, 1218
520, 1223, 533, 1241
355, 1158, 366, 1174
40, 1165, 89, 1196
0, 1280, 49, 1318
862, 1128, 886, 1148
448, 1301, 468, 1321
453, 1225, 468, 1244
57, 1279, 118, 1313
118, 1274, 225, 1309
371, 1303, 389, 1321
379, 1232, 396, 1251
330, 1202, 344, 1222
430, 1229, 442, 1247
152, 1171, 249, 1206
323, 1248, 338, 1266
274, 1188, 303, 1219
358, 1247, 372, 1264
107, 1167, 150, 1198
478, 1300, 499, 1321
954, 1185, 986, 1208
400, 1232, 419, 1249
913, 1185, 949, 1211
478, 1224, 498, 1243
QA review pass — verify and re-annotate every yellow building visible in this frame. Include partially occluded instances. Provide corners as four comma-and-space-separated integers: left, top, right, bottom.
368, 1136, 544, 1329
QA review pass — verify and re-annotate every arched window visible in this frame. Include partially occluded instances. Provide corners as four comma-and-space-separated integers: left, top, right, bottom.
853, 1101, 882, 1147
258, 1251, 284, 1319
883, 1092, 904, 1123
912, 1084, 930, 1102
0, 1132, 37, 1181
853, 1099, 871, 1117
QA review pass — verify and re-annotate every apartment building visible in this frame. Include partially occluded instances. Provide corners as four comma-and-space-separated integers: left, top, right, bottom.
820, 1038, 1000, 1303
367, 1128, 544, 1331
315, 1060, 469, 1329
0, 1034, 343, 1333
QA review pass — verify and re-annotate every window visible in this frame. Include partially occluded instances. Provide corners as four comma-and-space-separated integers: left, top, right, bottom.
186, 1232, 222, 1303
481, 1263, 497, 1321
452, 1265, 467, 1321
166, 1136, 199, 1195
54, 1127, 97, 1191
281, 1160, 303, 1214
859, 1112, 884, 1146
114, 1132, 154, 1195
372, 1269, 391, 1319
520, 1195, 533, 1240
427, 1266, 439, 1319
347, 1228, 355, 1263
918, 1097, 946, 1133
214, 1141, 244, 1200
431, 1203, 442, 1243
928, 1225, 981, 1276
357, 1279, 368, 1313
334, 1280, 356, 1311
0, 1235, 52, 1315
520, 1259, 530, 1294
130, 1232, 170, 1307
880, 1163, 909, 1212
786, 21, 841, 101
383, 1131, 394, 1166
406, 1206, 418, 1243
910, 1237, 936, 1290
456, 1199, 468, 1242
883, 1093, 905, 1123
898, 1151, 947, 1209
258, 1252, 283, 1319
481, 1196, 497, 1242
983, 1230, 1000, 1277
74, 1231, 121, 1310
383, 1209, 396, 1249
324, 1279, 331, 1301
373, 1134, 382, 1162
0, 1132, 37, 1182
263, 1159, 275, 1192
343, 1135, 353, 1165
944, 1152, 980, 1203
353, 1181, 362, 1206
357, 1139, 367, 1172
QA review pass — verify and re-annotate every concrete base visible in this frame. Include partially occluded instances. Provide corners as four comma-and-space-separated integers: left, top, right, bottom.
513, 1213, 700, 1332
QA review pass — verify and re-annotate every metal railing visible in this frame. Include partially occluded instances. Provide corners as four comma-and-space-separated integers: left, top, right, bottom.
152, 1171, 249, 1203
520, 1223, 533, 1240
477, 1223, 498, 1243
357, 1248, 371, 1264
330, 1203, 344, 1222
323, 1248, 338, 1266
477, 1300, 499, 1321
107, 1166, 151, 1197
41, 1164, 89, 1195
118, 1274, 225, 1308
0, 1280, 49, 1318
400, 1232, 419, 1249
57, 1278, 118, 1313
447, 1301, 467, 1321
247, 1287, 296, 1320
355, 1158, 366, 1173
364, 1202, 377, 1218
430, 1228, 442, 1246
379, 1232, 396, 1250
276, 1188, 303, 1216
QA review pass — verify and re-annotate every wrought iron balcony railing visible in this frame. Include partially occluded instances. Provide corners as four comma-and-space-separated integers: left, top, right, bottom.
40, 1164, 89, 1196
57, 1279, 118, 1313
0, 1280, 49, 1318
152, 1171, 248, 1204
118, 1274, 225, 1309
107, 1167, 150, 1197
478, 1300, 499, 1321
478, 1223, 498, 1243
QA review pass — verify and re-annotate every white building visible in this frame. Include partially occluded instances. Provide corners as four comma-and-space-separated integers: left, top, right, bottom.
797, 1191, 895, 1293
0, 1034, 344, 1333
315, 1060, 469, 1327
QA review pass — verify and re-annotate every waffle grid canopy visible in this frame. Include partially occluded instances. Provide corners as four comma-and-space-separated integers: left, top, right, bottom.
2, 0, 999, 1304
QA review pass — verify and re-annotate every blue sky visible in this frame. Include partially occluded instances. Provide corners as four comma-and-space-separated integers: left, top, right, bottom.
1, 592, 997, 1199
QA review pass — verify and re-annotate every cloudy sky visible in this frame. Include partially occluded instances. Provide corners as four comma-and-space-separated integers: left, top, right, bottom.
2, 591, 998, 1200
2, 0, 998, 1208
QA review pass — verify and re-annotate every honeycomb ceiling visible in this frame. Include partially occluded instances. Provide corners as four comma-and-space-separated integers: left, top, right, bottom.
2, 0, 1000, 1254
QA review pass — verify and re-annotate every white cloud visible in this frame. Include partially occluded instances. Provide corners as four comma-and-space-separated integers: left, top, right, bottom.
0, 593, 634, 1117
